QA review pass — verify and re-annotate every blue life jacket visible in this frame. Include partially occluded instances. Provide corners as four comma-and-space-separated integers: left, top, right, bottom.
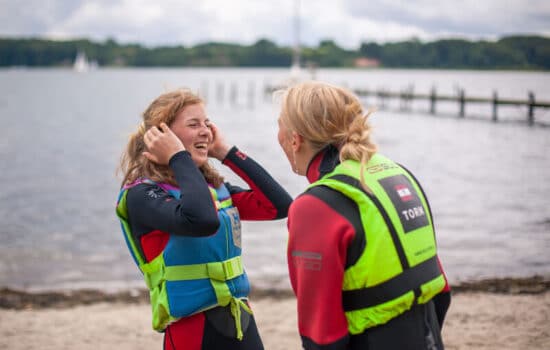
116, 179, 250, 338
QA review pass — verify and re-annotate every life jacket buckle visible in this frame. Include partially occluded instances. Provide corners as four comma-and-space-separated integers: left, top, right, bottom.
206, 257, 243, 281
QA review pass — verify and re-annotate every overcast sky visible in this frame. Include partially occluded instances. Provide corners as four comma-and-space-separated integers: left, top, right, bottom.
1, 0, 549, 49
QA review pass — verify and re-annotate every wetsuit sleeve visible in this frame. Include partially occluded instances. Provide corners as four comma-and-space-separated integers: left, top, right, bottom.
287, 192, 356, 350
222, 146, 292, 220
126, 151, 219, 237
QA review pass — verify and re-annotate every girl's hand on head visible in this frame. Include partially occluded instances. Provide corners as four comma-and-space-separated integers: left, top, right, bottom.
143, 123, 185, 165
208, 122, 231, 161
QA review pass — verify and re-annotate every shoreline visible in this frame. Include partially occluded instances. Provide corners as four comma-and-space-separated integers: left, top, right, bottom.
1, 275, 549, 310
1, 277, 549, 349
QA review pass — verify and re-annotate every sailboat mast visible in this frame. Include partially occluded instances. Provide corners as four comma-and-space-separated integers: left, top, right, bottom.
292, 0, 301, 69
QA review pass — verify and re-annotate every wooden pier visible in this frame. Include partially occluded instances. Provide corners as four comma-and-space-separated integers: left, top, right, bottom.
352, 87, 550, 126
200, 79, 550, 126
264, 84, 550, 126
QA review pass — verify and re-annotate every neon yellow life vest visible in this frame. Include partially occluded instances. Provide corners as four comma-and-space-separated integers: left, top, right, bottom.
309, 153, 446, 334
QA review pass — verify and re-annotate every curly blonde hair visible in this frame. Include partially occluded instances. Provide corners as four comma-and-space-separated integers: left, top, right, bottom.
119, 88, 224, 188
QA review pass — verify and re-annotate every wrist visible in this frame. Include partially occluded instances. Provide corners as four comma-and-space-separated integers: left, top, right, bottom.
213, 145, 231, 161
168, 150, 190, 166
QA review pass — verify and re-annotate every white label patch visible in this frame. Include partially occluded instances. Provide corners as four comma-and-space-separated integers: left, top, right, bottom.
226, 207, 242, 248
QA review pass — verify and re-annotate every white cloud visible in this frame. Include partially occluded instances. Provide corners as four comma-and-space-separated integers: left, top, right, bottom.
0, 0, 549, 48
344, 0, 550, 39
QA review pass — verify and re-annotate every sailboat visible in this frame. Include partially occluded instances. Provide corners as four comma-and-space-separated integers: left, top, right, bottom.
289, 0, 301, 80
73, 51, 90, 73
265, 0, 314, 95
286, 0, 314, 85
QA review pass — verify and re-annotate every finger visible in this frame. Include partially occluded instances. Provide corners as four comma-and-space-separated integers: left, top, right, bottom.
143, 131, 151, 146
148, 126, 161, 137
159, 122, 172, 135
209, 122, 218, 138
143, 130, 154, 146
142, 151, 158, 163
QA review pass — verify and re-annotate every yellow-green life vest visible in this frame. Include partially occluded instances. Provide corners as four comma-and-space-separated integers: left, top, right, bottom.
309, 153, 446, 334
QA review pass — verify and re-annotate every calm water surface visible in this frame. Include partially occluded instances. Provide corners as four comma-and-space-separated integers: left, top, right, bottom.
0, 67, 549, 291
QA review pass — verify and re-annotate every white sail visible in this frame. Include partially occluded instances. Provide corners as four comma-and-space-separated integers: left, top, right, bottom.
73, 51, 90, 73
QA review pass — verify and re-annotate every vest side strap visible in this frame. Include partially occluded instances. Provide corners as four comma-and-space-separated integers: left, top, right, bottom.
164, 256, 243, 282
218, 197, 233, 209
342, 255, 441, 312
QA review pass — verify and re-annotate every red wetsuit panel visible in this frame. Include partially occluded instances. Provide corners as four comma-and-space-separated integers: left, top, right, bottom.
140, 230, 170, 262
287, 193, 355, 346
229, 189, 276, 220
164, 312, 206, 350
223, 147, 291, 220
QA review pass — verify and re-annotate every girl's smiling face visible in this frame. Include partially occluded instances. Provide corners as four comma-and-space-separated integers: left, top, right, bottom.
170, 103, 213, 166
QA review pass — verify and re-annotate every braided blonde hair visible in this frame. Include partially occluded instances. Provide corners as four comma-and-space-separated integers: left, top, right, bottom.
279, 81, 377, 189
119, 88, 224, 187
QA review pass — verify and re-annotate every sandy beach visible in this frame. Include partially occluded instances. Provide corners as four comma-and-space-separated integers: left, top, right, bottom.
1, 280, 549, 350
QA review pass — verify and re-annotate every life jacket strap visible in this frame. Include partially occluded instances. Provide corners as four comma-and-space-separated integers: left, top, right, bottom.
218, 197, 233, 209
342, 255, 442, 311
140, 254, 165, 290
161, 255, 249, 340
140, 255, 244, 290
230, 298, 253, 340
163, 256, 243, 282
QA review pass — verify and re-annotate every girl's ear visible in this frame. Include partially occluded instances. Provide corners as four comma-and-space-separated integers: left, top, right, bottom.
291, 132, 303, 152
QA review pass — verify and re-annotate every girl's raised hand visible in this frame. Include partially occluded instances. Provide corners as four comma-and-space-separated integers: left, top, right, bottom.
208, 122, 231, 161
143, 123, 185, 165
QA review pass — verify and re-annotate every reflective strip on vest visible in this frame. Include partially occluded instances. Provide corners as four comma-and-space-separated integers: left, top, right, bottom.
342, 255, 441, 311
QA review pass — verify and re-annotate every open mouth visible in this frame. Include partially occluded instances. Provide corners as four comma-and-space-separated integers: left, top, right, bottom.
194, 142, 209, 151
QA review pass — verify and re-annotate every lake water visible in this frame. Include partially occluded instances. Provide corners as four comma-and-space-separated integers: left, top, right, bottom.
0, 67, 549, 292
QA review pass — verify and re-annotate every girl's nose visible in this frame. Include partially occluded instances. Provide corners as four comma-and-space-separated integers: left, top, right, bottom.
198, 124, 212, 136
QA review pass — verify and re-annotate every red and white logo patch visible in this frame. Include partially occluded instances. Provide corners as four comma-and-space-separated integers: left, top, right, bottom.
235, 150, 247, 160
395, 184, 413, 202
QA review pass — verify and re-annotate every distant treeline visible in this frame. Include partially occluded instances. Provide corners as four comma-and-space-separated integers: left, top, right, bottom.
1, 35, 549, 70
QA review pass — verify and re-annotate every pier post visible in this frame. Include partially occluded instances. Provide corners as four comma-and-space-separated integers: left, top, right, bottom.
200, 80, 209, 103
230, 82, 238, 107
407, 84, 414, 111
403, 84, 414, 111
430, 86, 436, 115
263, 81, 271, 102
216, 81, 224, 105
459, 89, 465, 118
492, 90, 498, 122
247, 81, 255, 110
378, 90, 386, 110
528, 91, 535, 126
399, 86, 412, 111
